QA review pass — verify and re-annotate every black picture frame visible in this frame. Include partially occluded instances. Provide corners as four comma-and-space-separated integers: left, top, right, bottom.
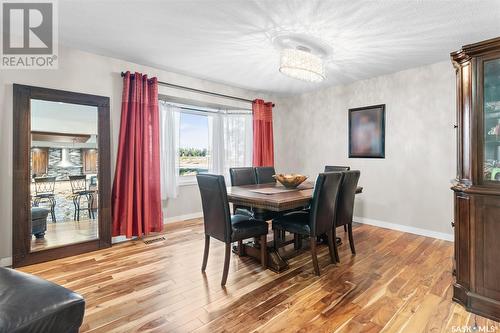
348, 104, 385, 158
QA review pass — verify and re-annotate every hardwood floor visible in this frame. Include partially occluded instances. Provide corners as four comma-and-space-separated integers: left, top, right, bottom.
31, 219, 98, 252
19, 219, 500, 333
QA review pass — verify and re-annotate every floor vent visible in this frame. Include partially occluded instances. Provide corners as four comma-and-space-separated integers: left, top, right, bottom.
143, 236, 166, 245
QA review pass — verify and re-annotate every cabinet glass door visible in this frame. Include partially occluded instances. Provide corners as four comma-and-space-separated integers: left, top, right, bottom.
484, 58, 500, 182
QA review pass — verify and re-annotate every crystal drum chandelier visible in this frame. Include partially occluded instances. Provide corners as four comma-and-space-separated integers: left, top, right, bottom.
279, 46, 325, 83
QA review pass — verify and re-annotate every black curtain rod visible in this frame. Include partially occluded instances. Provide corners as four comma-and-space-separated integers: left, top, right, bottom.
120, 71, 261, 105
176, 105, 252, 115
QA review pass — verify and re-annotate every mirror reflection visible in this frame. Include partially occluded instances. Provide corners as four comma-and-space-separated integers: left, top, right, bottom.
30, 99, 99, 252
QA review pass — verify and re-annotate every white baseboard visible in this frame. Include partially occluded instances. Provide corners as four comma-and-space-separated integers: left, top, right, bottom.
354, 216, 454, 242
0, 257, 12, 267
111, 212, 203, 244
112, 235, 136, 244
164, 212, 203, 224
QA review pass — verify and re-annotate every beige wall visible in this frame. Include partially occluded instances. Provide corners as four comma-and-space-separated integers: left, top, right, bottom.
0, 46, 260, 263
272, 61, 456, 239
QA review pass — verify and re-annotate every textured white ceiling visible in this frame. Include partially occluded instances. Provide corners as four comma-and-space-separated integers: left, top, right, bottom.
59, 0, 500, 95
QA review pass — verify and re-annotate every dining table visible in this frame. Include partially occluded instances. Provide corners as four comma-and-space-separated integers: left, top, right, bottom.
226, 181, 363, 272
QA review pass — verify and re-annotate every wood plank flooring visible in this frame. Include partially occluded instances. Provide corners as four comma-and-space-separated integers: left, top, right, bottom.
31, 219, 98, 252
19, 219, 500, 333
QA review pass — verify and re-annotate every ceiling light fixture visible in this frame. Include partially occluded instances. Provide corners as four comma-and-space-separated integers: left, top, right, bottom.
279, 46, 325, 83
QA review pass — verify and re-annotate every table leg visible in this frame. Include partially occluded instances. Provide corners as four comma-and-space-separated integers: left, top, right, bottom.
231, 234, 340, 273
232, 240, 289, 272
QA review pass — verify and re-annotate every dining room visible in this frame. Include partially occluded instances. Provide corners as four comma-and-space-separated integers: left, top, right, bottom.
1, 1, 500, 332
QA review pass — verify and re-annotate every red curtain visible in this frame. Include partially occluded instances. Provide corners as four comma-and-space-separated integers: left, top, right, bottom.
252, 99, 274, 167
112, 71, 163, 238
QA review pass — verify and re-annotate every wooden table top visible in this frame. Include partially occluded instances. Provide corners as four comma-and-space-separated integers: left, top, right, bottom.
227, 181, 363, 212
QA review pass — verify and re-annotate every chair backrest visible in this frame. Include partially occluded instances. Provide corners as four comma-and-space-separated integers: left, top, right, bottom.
255, 166, 276, 184
34, 177, 56, 195
229, 167, 256, 186
69, 175, 87, 193
335, 170, 361, 227
324, 165, 350, 172
309, 172, 343, 236
196, 174, 232, 243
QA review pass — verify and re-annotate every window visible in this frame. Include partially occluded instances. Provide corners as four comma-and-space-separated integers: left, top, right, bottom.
178, 112, 209, 177
223, 114, 253, 171
159, 101, 252, 197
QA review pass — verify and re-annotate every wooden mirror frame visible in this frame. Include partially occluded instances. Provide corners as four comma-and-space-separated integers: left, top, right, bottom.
12, 84, 112, 267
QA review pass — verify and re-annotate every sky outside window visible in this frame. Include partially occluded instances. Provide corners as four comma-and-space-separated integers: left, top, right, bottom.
179, 113, 209, 149
179, 112, 209, 176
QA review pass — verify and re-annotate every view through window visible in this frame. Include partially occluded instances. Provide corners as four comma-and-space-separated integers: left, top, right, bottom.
179, 112, 209, 176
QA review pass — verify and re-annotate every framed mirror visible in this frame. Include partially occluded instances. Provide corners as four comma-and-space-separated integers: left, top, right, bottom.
13, 84, 111, 267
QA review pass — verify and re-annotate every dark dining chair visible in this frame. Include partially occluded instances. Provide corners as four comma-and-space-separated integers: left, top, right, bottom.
69, 175, 96, 221
272, 172, 343, 276
32, 176, 57, 222
229, 167, 276, 222
255, 166, 276, 184
255, 166, 305, 241
324, 165, 350, 172
325, 166, 351, 232
229, 167, 256, 217
197, 174, 268, 286
332, 170, 360, 263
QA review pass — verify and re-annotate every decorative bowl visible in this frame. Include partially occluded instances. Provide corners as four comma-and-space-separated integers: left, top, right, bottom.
273, 173, 308, 188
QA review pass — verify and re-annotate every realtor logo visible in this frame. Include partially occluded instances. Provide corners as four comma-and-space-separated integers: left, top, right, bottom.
1, 0, 58, 68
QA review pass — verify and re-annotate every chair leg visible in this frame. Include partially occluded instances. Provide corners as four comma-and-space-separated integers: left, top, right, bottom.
294, 233, 300, 250
49, 197, 56, 222
293, 233, 303, 250
260, 234, 267, 268
77, 196, 81, 221
348, 223, 356, 254
344, 224, 347, 232
221, 242, 231, 286
332, 229, 340, 263
51, 207, 56, 223
72, 196, 78, 221
50, 205, 56, 222
87, 194, 92, 218
309, 237, 320, 276
327, 229, 336, 264
90, 195, 96, 219
201, 235, 210, 272
52, 198, 57, 223
237, 240, 244, 256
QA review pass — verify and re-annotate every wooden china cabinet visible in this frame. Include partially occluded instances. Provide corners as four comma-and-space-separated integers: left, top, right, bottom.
31, 147, 48, 176
451, 37, 500, 322
82, 148, 98, 174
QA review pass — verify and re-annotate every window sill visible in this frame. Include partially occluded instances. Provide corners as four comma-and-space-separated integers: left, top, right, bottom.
178, 178, 198, 186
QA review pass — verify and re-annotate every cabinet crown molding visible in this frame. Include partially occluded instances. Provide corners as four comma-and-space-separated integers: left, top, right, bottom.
451, 36, 500, 63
